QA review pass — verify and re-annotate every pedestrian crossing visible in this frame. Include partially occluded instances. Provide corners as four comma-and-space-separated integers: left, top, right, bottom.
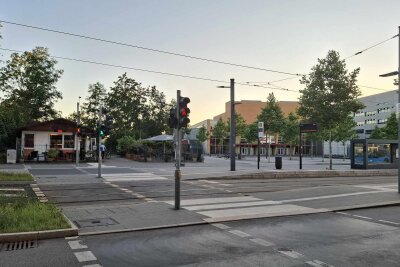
101, 172, 168, 182
165, 196, 324, 222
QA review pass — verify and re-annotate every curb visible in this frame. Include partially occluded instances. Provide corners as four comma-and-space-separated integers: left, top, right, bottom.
0, 213, 78, 243
194, 170, 397, 180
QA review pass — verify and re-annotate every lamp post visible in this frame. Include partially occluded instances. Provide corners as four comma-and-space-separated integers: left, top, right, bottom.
379, 26, 400, 193
217, 79, 236, 171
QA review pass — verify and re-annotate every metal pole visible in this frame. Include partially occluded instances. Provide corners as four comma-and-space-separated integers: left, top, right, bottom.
175, 90, 181, 209
98, 107, 102, 178
230, 78, 236, 171
75, 101, 80, 167
398, 26, 400, 193
257, 137, 260, 169
299, 131, 303, 170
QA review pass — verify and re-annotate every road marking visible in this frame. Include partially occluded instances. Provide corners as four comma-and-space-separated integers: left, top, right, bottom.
198, 204, 320, 219
212, 223, 231, 230
278, 249, 304, 259
83, 264, 102, 267
335, 212, 349, 216
165, 196, 261, 206
281, 190, 387, 203
307, 259, 335, 267
101, 173, 167, 182
249, 238, 274, 247
229, 230, 252, 238
184, 200, 282, 211
68, 240, 88, 250
65, 236, 79, 240
74, 251, 97, 262
351, 215, 372, 220
378, 219, 400, 225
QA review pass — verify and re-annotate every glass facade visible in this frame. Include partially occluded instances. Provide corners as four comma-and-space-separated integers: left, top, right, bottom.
367, 144, 391, 164
354, 143, 364, 165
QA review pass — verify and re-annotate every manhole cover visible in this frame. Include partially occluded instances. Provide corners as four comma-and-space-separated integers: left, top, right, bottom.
1, 241, 37, 251
74, 217, 119, 228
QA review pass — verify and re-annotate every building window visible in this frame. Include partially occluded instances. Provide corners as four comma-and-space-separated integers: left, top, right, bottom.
50, 134, 63, 149
378, 119, 388, 124
63, 135, 75, 149
365, 111, 376, 116
354, 111, 365, 117
356, 122, 364, 126
366, 130, 373, 134
24, 134, 34, 148
365, 119, 376, 125
377, 107, 392, 113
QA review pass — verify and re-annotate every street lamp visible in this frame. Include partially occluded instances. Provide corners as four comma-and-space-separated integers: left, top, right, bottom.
217, 79, 236, 171
379, 26, 400, 193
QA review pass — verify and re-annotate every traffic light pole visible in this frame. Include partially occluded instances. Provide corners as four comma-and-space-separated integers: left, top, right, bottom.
398, 26, 400, 193
175, 90, 181, 210
98, 106, 102, 178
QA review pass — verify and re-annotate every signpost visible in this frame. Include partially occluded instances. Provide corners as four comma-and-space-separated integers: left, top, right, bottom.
258, 122, 264, 169
299, 123, 318, 169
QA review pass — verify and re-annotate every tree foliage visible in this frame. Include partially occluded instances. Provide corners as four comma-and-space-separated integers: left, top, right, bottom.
370, 113, 398, 139
0, 47, 63, 122
243, 122, 258, 143
282, 112, 299, 159
226, 113, 247, 137
298, 50, 364, 169
257, 93, 284, 136
81, 82, 107, 129
196, 125, 209, 143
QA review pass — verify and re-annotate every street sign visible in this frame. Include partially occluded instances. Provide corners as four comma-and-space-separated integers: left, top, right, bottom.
258, 122, 264, 138
300, 123, 318, 133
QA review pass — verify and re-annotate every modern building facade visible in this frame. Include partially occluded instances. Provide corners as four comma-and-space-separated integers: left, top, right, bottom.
191, 99, 299, 155
354, 90, 397, 138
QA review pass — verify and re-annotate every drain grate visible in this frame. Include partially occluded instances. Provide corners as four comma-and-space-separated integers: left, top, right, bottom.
1, 240, 37, 251
74, 217, 119, 228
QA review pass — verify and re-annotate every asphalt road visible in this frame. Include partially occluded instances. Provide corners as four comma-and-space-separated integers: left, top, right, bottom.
78, 206, 400, 267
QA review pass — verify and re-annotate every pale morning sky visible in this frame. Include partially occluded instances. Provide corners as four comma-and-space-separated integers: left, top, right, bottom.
0, 0, 399, 124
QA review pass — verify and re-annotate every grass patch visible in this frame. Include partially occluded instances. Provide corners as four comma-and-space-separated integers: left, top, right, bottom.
0, 196, 70, 233
0, 172, 33, 181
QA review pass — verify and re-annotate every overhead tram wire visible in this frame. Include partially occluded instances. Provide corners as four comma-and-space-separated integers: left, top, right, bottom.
0, 47, 297, 93
0, 19, 302, 77
345, 34, 399, 60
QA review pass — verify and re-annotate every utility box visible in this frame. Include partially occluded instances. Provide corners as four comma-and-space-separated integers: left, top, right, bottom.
7, 149, 17, 164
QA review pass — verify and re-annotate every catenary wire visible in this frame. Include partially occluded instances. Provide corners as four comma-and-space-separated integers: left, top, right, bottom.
0, 19, 302, 76
345, 34, 399, 59
0, 47, 298, 93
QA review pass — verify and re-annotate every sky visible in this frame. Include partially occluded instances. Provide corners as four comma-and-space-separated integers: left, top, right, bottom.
0, 0, 399, 124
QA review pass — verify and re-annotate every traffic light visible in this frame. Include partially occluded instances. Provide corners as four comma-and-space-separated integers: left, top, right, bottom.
76, 127, 81, 137
104, 114, 114, 135
99, 125, 106, 137
178, 96, 190, 128
168, 108, 178, 129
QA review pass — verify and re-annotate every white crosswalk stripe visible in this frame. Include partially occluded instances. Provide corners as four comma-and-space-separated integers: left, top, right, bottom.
102, 172, 168, 181
164, 196, 324, 222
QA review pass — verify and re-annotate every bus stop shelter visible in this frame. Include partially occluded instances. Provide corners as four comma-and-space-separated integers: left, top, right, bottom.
350, 139, 398, 169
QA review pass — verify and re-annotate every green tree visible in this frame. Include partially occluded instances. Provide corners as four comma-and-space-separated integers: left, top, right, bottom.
243, 122, 258, 143
226, 113, 247, 137
332, 116, 357, 159
81, 82, 107, 129
282, 112, 299, 160
257, 93, 284, 156
196, 125, 209, 143
0, 47, 63, 122
212, 118, 227, 154
369, 125, 384, 139
383, 113, 397, 139
298, 50, 364, 169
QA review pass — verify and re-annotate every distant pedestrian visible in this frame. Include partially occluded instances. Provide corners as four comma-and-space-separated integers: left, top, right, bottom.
100, 143, 106, 159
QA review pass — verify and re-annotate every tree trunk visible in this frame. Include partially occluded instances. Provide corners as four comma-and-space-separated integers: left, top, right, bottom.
322, 137, 325, 162
343, 141, 346, 161
329, 130, 333, 170
289, 143, 292, 160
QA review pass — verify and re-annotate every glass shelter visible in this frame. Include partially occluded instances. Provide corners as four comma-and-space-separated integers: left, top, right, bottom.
350, 139, 398, 169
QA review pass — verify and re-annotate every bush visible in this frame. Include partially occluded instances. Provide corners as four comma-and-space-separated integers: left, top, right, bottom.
47, 149, 59, 159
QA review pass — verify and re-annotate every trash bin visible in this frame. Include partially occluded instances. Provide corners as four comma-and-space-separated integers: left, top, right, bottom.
275, 156, 282, 169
